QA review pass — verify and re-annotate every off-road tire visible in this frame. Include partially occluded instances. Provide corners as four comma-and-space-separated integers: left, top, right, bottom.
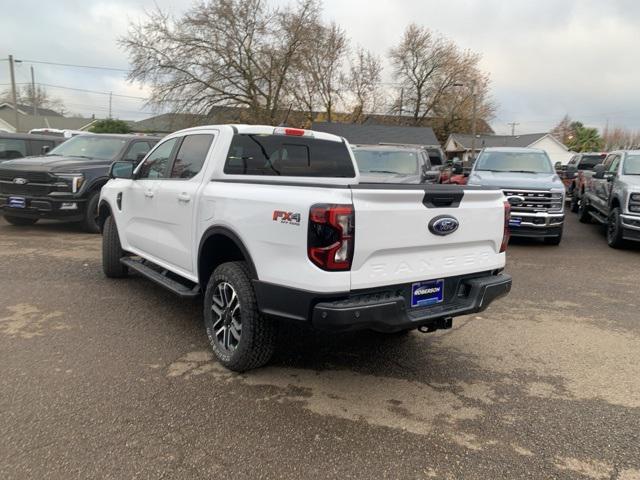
577, 198, 592, 223
82, 191, 101, 233
204, 261, 276, 372
3, 215, 38, 226
570, 192, 580, 213
543, 234, 562, 246
102, 216, 128, 278
606, 207, 626, 249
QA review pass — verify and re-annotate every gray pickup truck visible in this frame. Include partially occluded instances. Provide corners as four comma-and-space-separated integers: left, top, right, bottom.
466, 147, 566, 245
578, 150, 640, 248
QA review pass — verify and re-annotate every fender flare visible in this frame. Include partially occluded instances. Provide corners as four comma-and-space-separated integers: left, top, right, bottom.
198, 226, 258, 281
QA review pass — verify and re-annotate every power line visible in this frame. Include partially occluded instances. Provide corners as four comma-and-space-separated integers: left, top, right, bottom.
0, 82, 147, 100
14, 59, 130, 72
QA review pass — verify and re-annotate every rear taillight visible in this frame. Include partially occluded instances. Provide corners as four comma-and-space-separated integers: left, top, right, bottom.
308, 204, 354, 271
500, 201, 511, 253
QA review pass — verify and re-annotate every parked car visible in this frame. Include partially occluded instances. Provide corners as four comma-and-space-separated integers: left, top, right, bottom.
351, 144, 441, 183
0, 132, 65, 161
0, 133, 160, 232
560, 152, 606, 212
467, 147, 566, 245
100, 125, 512, 371
441, 159, 470, 185
578, 150, 640, 248
28, 128, 87, 139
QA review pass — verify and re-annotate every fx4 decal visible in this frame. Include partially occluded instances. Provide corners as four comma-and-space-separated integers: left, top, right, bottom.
273, 210, 301, 226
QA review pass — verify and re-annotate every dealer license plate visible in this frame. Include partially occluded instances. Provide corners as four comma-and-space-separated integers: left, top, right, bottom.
411, 279, 444, 308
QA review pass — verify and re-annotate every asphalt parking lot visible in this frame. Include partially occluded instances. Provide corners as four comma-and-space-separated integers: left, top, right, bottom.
0, 214, 639, 480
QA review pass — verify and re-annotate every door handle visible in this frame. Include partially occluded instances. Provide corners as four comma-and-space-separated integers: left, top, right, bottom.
177, 192, 191, 203
144, 189, 154, 198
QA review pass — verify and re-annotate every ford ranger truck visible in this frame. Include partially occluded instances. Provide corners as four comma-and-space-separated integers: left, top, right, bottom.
99, 125, 512, 371
579, 150, 640, 248
467, 147, 566, 245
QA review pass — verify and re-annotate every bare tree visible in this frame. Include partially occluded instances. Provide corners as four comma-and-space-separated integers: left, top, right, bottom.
434, 69, 495, 138
551, 115, 574, 145
345, 47, 383, 123
120, 0, 320, 124
1, 85, 65, 114
389, 24, 491, 130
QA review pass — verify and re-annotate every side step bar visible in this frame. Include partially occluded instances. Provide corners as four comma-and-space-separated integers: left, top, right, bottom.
120, 257, 201, 298
589, 210, 608, 224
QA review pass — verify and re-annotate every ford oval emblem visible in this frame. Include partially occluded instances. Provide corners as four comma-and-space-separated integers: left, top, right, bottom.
429, 215, 459, 236
506, 195, 525, 207
13, 178, 28, 185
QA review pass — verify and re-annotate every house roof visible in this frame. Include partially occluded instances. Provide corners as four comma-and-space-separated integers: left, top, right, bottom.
0, 109, 95, 132
448, 133, 548, 150
131, 113, 210, 133
311, 122, 440, 146
0, 102, 63, 117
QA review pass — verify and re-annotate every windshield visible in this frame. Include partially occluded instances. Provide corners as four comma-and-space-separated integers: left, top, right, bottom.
353, 148, 419, 175
579, 155, 604, 170
474, 151, 554, 174
47, 136, 127, 161
624, 155, 640, 175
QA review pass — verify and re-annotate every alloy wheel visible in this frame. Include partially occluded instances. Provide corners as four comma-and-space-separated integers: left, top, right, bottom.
211, 282, 242, 352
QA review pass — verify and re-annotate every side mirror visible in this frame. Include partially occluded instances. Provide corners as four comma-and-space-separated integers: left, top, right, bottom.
452, 160, 464, 175
110, 161, 134, 179
592, 164, 606, 179
554, 161, 562, 170
41, 145, 51, 154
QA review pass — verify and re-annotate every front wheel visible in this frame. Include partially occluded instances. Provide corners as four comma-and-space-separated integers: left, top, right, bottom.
204, 262, 276, 372
102, 216, 128, 278
577, 198, 592, 223
606, 207, 626, 249
82, 191, 101, 233
570, 192, 580, 213
543, 233, 563, 246
4, 215, 38, 226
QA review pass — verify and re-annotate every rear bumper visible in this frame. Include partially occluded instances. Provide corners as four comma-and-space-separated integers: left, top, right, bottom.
254, 272, 512, 333
0, 194, 86, 221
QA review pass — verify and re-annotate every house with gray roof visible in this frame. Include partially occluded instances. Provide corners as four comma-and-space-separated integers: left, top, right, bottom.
0, 104, 96, 133
445, 132, 573, 165
311, 122, 440, 147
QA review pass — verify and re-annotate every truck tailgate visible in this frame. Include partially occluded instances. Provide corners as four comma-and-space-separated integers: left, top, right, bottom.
349, 185, 506, 290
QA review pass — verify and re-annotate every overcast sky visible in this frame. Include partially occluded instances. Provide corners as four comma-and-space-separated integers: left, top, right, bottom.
2, 0, 640, 134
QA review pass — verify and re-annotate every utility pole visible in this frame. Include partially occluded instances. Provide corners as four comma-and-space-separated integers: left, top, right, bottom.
30, 65, 37, 117
508, 122, 520, 136
8, 55, 19, 132
470, 80, 477, 162
108, 92, 113, 119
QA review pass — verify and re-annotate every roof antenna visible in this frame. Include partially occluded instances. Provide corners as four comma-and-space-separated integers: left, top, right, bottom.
279, 104, 293, 127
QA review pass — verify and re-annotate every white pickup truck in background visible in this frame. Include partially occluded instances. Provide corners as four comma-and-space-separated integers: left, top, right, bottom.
99, 125, 512, 371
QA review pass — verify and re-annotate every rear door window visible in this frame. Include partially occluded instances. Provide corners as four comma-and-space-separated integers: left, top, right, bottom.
0, 138, 27, 159
170, 134, 214, 179
224, 134, 355, 177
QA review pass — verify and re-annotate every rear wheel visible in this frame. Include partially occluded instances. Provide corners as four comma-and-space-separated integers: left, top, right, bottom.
82, 191, 101, 233
102, 216, 128, 278
577, 198, 592, 223
606, 207, 626, 249
204, 262, 276, 372
3, 215, 38, 226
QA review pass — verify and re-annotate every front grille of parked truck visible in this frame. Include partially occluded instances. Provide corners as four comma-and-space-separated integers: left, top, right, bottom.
502, 190, 564, 213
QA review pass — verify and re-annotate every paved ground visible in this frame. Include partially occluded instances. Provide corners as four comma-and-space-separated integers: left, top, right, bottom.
0, 213, 639, 479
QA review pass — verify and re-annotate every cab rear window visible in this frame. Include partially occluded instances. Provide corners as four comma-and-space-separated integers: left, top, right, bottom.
224, 134, 355, 177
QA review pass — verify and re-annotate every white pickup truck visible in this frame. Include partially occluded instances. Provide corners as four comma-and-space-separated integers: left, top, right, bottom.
99, 125, 512, 371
